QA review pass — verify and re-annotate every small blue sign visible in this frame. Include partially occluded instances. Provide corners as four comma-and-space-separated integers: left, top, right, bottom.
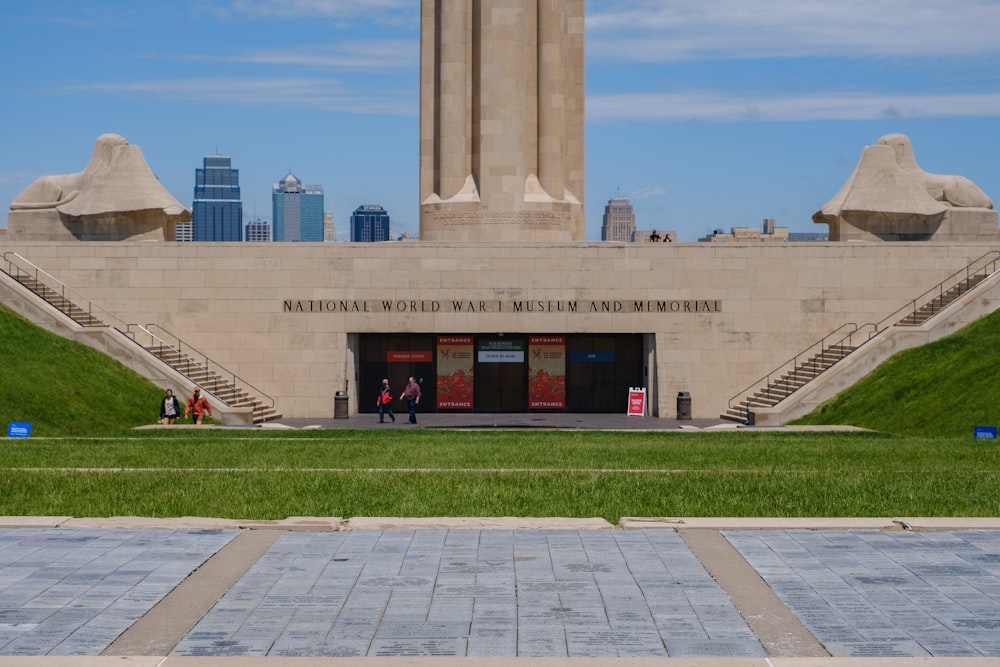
974, 426, 996, 440
7, 422, 32, 438
569, 351, 616, 363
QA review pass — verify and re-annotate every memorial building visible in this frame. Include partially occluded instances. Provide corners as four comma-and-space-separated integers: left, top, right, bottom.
2, 2, 998, 425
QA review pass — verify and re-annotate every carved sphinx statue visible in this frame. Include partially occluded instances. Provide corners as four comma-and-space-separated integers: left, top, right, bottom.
8, 133, 190, 241
813, 133, 996, 241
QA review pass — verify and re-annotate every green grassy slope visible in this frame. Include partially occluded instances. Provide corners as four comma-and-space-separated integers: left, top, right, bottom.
0, 303, 164, 435
791, 308, 1000, 436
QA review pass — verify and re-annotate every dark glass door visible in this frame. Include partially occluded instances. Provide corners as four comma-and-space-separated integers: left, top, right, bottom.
566, 334, 643, 412
474, 337, 526, 412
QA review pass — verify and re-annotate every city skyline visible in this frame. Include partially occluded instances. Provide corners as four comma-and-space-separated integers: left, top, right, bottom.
1, 1, 998, 241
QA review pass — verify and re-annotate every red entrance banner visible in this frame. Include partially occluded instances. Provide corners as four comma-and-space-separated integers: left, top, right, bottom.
436, 336, 473, 409
529, 335, 566, 409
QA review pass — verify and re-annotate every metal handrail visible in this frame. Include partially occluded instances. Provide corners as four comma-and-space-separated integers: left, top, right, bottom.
726, 322, 877, 412
1, 251, 132, 334
134, 323, 275, 411
727, 250, 1000, 415
1, 251, 274, 414
875, 250, 1000, 332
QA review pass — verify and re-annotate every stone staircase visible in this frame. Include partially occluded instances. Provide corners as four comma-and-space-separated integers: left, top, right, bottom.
9, 274, 105, 328
723, 251, 1000, 424
2, 251, 281, 425
722, 329, 868, 425
894, 273, 988, 326
144, 338, 282, 424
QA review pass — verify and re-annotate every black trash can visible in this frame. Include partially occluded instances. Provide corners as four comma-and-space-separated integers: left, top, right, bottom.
334, 391, 349, 419
676, 391, 692, 420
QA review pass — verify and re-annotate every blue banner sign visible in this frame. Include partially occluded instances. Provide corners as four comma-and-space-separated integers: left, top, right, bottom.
973, 426, 996, 440
7, 422, 32, 438
569, 351, 616, 363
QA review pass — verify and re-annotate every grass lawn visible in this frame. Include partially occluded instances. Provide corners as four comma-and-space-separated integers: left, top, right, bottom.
2, 429, 998, 521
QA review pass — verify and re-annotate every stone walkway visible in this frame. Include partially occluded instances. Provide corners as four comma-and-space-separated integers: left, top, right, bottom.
1, 517, 999, 665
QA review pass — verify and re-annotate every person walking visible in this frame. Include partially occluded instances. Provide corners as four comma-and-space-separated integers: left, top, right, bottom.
185, 387, 213, 425
377, 378, 395, 423
159, 388, 181, 424
400, 376, 421, 424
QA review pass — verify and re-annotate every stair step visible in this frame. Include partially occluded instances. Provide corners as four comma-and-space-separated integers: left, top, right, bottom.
144, 343, 277, 421
721, 257, 997, 422
6, 262, 279, 422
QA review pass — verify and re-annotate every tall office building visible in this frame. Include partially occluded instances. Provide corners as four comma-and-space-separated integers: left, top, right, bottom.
323, 209, 335, 242
351, 205, 391, 242
245, 218, 271, 242
601, 198, 636, 242
174, 221, 193, 242
272, 172, 324, 242
192, 154, 242, 241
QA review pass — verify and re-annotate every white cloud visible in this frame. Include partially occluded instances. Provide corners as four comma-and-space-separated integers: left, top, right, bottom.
60, 78, 416, 115
181, 40, 418, 70
587, 0, 1000, 60
631, 187, 668, 199
588, 91, 1000, 122
202, 0, 414, 21
54, 81, 1000, 123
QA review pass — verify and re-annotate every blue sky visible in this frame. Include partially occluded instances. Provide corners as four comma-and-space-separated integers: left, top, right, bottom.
1, 0, 998, 241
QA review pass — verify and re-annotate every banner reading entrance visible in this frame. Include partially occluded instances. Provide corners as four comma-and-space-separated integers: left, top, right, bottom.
529, 336, 565, 409
437, 336, 474, 409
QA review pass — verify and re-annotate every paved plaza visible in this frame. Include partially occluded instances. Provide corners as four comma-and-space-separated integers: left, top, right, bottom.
1, 517, 1000, 665
171, 528, 762, 658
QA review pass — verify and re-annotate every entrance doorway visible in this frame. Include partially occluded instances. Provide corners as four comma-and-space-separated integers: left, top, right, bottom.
474, 337, 526, 412
357, 333, 643, 414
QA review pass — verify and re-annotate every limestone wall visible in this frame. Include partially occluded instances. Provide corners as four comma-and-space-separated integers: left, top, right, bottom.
1, 240, 995, 419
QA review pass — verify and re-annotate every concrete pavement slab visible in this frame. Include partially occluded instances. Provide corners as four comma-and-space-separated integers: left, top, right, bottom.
344, 517, 614, 530
0, 518, 72, 529
170, 529, 765, 658
0, 528, 237, 656
2, 521, 1000, 663
725, 529, 1000, 658
2, 658, 1000, 667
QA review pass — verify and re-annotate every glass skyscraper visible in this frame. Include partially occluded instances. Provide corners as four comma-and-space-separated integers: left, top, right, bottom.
272, 172, 324, 242
351, 204, 391, 242
192, 154, 242, 242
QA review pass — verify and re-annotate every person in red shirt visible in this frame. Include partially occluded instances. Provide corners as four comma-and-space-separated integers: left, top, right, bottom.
185, 387, 213, 425
377, 378, 395, 423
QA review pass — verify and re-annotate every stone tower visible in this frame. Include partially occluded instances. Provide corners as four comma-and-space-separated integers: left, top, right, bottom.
419, 0, 585, 241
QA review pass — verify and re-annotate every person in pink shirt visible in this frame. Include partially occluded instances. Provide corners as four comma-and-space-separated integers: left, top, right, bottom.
399, 377, 421, 424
